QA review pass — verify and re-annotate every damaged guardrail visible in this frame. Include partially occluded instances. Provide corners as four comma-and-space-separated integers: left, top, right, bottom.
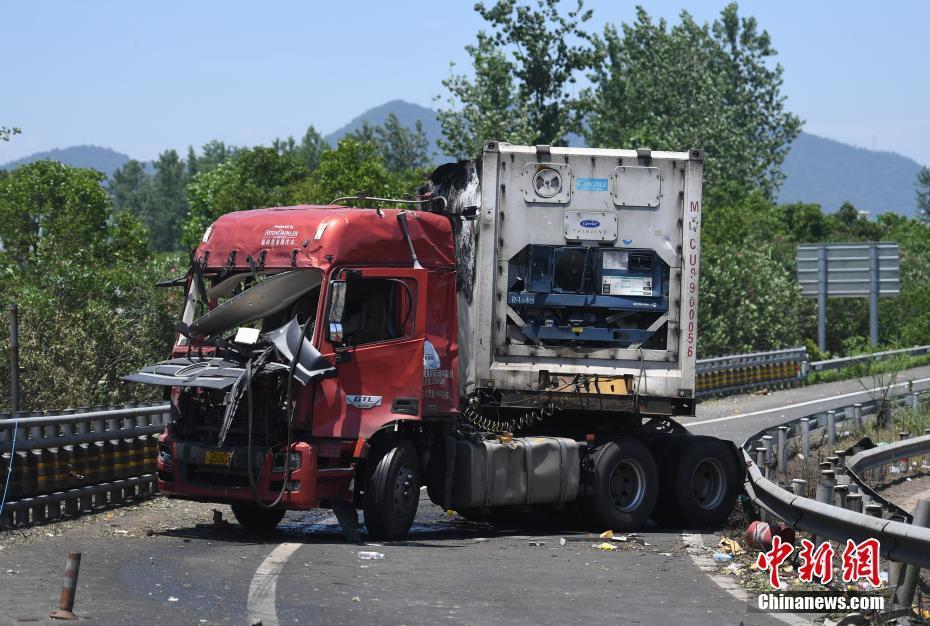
809, 345, 930, 374
740, 384, 930, 613
0, 402, 170, 529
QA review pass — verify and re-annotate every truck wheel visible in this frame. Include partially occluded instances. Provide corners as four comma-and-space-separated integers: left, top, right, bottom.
654, 437, 739, 529
586, 438, 658, 531
230, 504, 286, 531
363, 439, 421, 540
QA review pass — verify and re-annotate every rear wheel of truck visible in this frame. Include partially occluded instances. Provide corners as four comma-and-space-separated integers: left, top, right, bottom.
653, 436, 739, 529
230, 504, 286, 531
363, 439, 421, 540
585, 438, 658, 531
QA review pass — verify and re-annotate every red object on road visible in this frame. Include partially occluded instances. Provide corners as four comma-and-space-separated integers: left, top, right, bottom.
746, 521, 796, 550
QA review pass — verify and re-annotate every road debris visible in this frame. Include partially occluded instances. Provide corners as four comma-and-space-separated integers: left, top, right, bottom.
559, 538, 566, 546
594, 542, 618, 551
712, 553, 733, 563
168, 596, 179, 602
528, 541, 546, 547
716, 537, 744, 556
358, 551, 384, 560
599, 530, 614, 539
473, 538, 489, 543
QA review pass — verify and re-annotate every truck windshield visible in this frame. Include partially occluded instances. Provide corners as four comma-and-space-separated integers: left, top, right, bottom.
178, 269, 323, 344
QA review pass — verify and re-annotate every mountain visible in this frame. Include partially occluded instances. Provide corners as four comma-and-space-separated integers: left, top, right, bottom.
778, 132, 924, 218
324, 99, 449, 160
4, 101, 925, 218
0, 145, 132, 178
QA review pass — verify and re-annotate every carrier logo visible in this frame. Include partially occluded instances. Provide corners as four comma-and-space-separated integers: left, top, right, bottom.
576, 177, 609, 192
580, 219, 601, 228
346, 395, 382, 409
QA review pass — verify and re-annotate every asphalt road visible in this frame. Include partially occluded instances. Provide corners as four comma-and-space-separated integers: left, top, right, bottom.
6, 366, 929, 625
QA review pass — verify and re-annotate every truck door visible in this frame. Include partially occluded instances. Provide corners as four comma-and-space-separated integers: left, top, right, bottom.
313, 267, 428, 439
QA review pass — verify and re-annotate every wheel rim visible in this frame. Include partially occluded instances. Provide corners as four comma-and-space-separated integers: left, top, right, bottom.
392, 462, 418, 517
691, 457, 726, 510
609, 459, 647, 512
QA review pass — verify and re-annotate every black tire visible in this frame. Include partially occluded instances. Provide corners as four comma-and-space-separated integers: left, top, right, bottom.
363, 439, 421, 540
653, 436, 740, 529
230, 503, 286, 531
585, 437, 659, 531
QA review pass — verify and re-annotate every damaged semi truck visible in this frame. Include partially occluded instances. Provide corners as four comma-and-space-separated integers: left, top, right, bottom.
125, 142, 742, 539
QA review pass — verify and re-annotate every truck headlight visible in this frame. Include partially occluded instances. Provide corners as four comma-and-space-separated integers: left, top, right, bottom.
272, 452, 302, 473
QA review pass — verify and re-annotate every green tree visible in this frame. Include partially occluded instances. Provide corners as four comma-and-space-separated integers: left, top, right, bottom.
917, 165, 930, 221
1, 126, 21, 142
182, 147, 310, 247
0, 161, 178, 410
148, 149, 189, 251
437, 0, 596, 158
273, 125, 329, 171
303, 137, 404, 204
584, 4, 801, 201
436, 33, 533, 159
0, 161, 124, 267
109, 159, 152, 219
350, 114, 431, 173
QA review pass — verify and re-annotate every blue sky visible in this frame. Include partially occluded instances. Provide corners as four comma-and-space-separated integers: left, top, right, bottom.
2, 1, 928, 165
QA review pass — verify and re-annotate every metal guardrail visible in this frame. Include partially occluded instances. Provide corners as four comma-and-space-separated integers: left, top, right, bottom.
696, 344, 930, 397
0, 402, 171, 529
696, 347, 807, 397
809, 345, 930, 373
740, 387, 930, 569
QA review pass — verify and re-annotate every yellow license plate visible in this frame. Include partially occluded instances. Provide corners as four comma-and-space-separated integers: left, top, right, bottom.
205, 450, 231, 465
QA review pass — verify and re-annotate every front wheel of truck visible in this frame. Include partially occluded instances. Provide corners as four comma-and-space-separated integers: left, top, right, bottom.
230, 504, 286, 532
363, 439, 421, 540
585, 438, 658, 531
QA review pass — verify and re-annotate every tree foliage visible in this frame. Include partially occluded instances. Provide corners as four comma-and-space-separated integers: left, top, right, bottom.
0, 162, 179, 410
917, 166, 930, 222
350, 114, 431, 173
583, 4, 801, 201
437, 0, 596, 158
1, 126, 21, 142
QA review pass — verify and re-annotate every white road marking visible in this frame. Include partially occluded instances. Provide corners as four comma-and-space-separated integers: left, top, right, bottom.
247, 542, 303, 626
687, 377, 930, 427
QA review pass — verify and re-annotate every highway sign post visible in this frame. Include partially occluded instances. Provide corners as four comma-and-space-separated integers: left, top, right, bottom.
796, 243, 900, 351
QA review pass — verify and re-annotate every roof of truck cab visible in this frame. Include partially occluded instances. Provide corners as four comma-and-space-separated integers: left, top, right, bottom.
196, 205, 456, 271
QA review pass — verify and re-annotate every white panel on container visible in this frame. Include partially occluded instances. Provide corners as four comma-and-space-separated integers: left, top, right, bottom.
612, 166, 661, 208
602, 276, 653, 297
563, 211, 617, 242
522, 163, 572, 204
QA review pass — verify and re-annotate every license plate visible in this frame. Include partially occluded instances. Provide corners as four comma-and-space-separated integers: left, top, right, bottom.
205, 450, 231, 465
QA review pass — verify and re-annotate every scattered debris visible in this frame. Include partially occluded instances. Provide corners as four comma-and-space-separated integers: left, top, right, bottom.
716, 537, 744, 556
594, 542, 618, 551
559, 538, 566, 546
473, 538, 489, 543
212, 509, 232, 530
168, 596, 179, 602
352, 596, 361, 603
528, 541, 546, 547
357, 551, 384, 560
712, 552, 733, 563
658, 552, 672, 557
599, 530, 614, 539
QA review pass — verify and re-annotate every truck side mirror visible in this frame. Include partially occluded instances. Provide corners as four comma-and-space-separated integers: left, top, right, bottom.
326, 280, 347, 345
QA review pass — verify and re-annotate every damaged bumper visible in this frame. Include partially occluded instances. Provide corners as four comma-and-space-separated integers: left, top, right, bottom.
155, 433, 322, 509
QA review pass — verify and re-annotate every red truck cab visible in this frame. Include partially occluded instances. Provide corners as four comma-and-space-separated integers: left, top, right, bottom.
141, 206, 459, 534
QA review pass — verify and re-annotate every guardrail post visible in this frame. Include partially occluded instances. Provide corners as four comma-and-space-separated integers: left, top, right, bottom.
800, 418, 811, 457
910, 392, 920, 412
762, 435, 774, 467
833, 484, 848, 509
853, 403, 863, 431
814, 480, 834, 546
826, 410, 836, 446
791, 479, 807, 497
755, 447, 768, 480
893, 499, 929, 611
845, 493, 863, 513
865, 504, 883, 518
777, 427, 789, 474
